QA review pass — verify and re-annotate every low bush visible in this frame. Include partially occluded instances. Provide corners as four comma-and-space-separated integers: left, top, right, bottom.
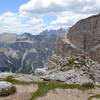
2, 76, 33, 85
82, 82, 95, 89
88, 94, 100, 100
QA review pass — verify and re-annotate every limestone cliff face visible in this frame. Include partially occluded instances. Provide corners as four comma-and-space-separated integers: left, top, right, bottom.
56, 35, 84, 57
56, 14, 100, 63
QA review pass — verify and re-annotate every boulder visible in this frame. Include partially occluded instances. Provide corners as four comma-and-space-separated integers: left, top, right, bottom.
13, 74, 43, 82
42, 69, 93, 84
34, 68, 48, 76
0, 72, 15, 80
0, 81, 13, 91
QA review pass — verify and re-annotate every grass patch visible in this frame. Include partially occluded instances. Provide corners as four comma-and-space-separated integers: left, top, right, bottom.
1, 76, 33, 85
1, 76, 98, 100
81, 82, 95, 89
88, 94, 100, 100
29, 81, 95, 100
0, 86, 16, 97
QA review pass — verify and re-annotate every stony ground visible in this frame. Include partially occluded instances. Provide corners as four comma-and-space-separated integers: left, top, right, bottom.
0, 84, 38, 100
0, 86, 99, 100
0, 73, 100, 100
36, 88, 100, 100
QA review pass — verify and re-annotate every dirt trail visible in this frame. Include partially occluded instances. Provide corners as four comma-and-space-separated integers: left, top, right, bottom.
36, 88, 100, 100
0, 84, 38, 100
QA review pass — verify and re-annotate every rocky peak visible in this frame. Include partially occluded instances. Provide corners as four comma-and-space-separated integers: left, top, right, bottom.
21, 33, 33, 38
35, 14, 100, 85
56, 14, 100, 63
40, 28, 67, 35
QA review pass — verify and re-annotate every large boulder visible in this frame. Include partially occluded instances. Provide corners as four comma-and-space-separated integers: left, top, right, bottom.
34, 68, 48, 76
0, 81, 16, 96
42, 69, 93, 84
0, 81, 13, 91
0, 72, 15, 80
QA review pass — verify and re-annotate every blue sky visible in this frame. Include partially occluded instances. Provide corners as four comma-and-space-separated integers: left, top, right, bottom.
0, 0, 100, 34
0, 0, 29, 14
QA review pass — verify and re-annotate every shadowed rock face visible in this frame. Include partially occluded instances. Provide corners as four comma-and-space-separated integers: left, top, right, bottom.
56, 14, 100, 63
0, 29, 66, 73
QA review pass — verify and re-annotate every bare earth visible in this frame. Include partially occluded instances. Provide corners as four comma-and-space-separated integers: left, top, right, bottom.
0, 84, 100, 100
0, 84, 38, 100
36, 88, 100, 100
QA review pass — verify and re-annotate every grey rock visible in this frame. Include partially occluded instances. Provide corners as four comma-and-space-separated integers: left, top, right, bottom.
42, 69, 93, 84
0, 72, 15, 80
42, 54, 100, 85
57, 14, 100, 63
13, 74, 43, 82
34, 68, 48, 76
0, 81, 13, 91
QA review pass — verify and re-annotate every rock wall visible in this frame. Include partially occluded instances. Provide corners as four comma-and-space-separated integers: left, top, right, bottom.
56, 14, 100, 63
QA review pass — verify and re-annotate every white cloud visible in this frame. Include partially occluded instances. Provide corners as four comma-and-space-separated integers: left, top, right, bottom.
51, 12, 93, 26
19, 0, 70, 16
0, 12, 21, 26
19, 0, 100, 17
27, 18, 43, 25
0, 12, 45, 34
0, 0, 100, 34
2, 12, 17, 17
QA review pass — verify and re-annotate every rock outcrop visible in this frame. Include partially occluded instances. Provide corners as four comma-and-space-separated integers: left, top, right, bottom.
56, 14, 100, 63
35, 54, 100, 85
35, 14, 100, 85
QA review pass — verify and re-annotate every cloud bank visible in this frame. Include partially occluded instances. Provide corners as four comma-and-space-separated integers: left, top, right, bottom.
0, 0, 100, 34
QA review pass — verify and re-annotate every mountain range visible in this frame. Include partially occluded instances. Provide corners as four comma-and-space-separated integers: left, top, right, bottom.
0, 28, 67, 73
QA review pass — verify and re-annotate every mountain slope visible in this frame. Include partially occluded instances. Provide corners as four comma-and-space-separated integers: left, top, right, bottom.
35, 14, 100, 85
0, 29, 66, 73
56, 14, 100, 63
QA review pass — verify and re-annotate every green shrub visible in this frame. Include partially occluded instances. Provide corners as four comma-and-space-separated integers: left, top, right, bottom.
88, 94, 100, 100
82, 82, 95, 89
2, 76, 33, 85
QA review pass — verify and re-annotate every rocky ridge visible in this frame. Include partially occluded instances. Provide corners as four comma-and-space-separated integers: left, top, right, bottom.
35, 54, 100, 85
56, 14, 100, 63
35, 14, 100, 85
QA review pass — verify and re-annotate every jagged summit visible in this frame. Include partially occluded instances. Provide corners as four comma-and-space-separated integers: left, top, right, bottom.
40, 28, 67, 35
